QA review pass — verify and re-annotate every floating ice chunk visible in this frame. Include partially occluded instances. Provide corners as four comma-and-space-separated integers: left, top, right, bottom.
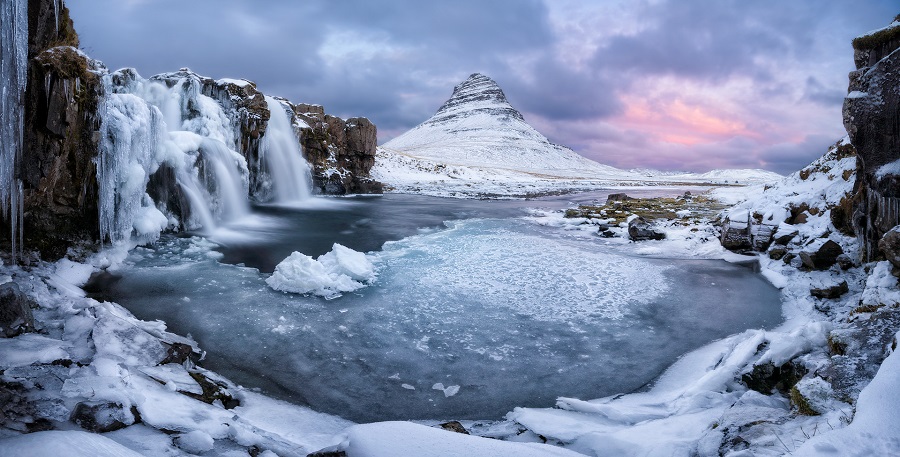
266, 244, 375, 298
401, 384, 416, 390
318, 243, 376, 282
432, 383, 460, 397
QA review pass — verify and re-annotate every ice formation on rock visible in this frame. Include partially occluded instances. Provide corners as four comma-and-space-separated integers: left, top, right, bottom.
0, 0, 28, 261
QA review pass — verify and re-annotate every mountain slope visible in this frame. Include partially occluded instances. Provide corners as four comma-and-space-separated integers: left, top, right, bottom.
380, 73, 626, 179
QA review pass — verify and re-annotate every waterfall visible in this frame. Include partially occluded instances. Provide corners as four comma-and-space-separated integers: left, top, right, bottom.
196, 138, 249, 222
0, 0, 27, 262
260, 96, 313, 202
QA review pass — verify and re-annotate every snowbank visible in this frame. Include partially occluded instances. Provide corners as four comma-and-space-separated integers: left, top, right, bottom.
325, 421, 583, 457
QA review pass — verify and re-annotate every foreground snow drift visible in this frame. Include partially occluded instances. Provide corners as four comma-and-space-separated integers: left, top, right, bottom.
323, 421, 583, 457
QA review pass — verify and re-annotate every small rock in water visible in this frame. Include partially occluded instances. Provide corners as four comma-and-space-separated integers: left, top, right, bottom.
439, 421, 470, 434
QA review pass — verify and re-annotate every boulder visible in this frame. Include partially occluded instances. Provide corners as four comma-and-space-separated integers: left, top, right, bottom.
772, 225, 799, 245
768, 247, 787, 260
741, 360, 808, 395
799, 239, 844, 270
0, 283, 35, 337
628, 216, 665, 241
720, 214, 752, 251
810, 281, 849, 299
438, 421, 469, 434
70, 402, 134, 433
606, 193, 632, 203
878, 226, 900, 269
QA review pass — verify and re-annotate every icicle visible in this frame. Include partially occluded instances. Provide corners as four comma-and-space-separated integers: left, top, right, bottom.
0, 0, 28, 262
53, 0, 60, 35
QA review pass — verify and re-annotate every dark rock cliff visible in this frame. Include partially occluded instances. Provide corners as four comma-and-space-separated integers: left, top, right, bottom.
845, 16, 900, 261
293, 103, 381, 194
19, 0, 104, 259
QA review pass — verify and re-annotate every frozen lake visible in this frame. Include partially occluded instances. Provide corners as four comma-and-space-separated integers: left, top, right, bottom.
91, 191, 783, 422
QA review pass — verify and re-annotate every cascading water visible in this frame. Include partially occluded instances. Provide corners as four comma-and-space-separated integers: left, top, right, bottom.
196, 138, 249, 222
0, 0, 28, 262
260, 96, 313, 202
101, 68, 252, 238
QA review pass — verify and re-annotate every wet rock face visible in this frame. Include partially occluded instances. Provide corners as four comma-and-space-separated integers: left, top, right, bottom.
17, 1, 105, 259
294, 105, 382, 195
845, 18, 900, 260
0, 283, 35, 337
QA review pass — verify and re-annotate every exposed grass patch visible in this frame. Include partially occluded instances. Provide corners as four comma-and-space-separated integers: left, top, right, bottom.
564, 195, 727, 226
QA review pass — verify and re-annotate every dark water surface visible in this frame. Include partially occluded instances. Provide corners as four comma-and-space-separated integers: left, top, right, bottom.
93, 190, 784, 423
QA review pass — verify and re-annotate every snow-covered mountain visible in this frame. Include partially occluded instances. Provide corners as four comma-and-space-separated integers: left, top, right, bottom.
374, 73, 781, 196
379, 73, 627, 179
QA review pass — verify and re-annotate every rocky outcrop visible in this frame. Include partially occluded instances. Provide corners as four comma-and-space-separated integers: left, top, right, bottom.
627, 216, 666, 241
293, 104, 382, 194
18, 1, 105, 259
845, 17, 900, 261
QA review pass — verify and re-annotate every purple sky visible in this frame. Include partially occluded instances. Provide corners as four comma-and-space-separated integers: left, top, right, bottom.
67, 0, 896, 174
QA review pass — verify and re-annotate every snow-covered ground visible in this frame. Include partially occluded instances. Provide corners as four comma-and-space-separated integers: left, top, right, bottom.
372, 147, 781, 198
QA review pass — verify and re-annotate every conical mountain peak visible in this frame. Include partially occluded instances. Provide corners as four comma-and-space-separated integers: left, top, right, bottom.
382, 73, 619, 178
429, 73, 524, 124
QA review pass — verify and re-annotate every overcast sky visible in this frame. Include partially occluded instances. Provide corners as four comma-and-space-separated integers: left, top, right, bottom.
68, 0, 896, 174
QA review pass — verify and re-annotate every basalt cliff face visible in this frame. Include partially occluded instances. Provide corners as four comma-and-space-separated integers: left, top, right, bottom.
293, 104, 381, 195
844, 17, 900, 261
21, 0, 103, 259
3, 0, 381, 260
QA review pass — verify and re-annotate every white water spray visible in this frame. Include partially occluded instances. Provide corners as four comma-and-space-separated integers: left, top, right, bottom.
197, 138, 249, 222
260, 96, 313, 202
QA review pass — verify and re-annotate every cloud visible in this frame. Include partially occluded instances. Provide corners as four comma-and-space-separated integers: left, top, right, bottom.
66, 0, 898, 173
